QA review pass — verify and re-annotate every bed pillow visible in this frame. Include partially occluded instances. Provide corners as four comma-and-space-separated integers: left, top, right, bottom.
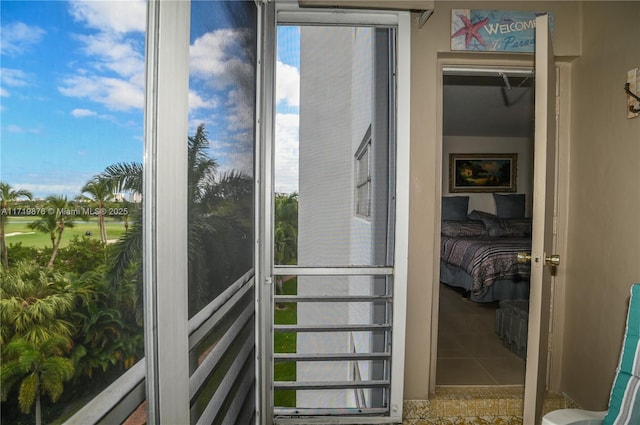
468, 210, 500, 229
506, 218, 533, 236
441, 220, 488, 237
468, 210, 528, 237
468, 209, 497, 222
442, 196, 469, 221
494, 193, 526, 218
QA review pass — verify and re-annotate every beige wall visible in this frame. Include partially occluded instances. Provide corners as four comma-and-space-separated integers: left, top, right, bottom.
561, 2, 640, 409
405, 1, 581, 400
300, 0, 640, 410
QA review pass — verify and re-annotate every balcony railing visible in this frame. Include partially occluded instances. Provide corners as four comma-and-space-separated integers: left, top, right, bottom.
272, 272, 394, 423
64, 270, 256, 424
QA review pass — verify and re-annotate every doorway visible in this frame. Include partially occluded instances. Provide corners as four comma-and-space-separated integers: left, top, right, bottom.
258, 4, 411, 424
272, 23, 397, 415
436, 68, 535, 386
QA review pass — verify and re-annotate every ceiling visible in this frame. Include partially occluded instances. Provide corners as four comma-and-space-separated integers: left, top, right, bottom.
443, 75, 535, 138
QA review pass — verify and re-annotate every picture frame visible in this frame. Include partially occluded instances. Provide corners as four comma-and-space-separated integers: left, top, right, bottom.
449, 153, 517, 193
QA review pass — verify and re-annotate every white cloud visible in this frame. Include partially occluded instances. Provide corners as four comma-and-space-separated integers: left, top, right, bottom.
14, 182, 84, 198
215, 139, 254, 178
5, 125, 41, 134
274, 113, 300, 194
59, 75, 143, 111
189, 28, 256, 132
0, 22, 46, 56
276, 61, 300, 107
58, 1, 146, 113
0, 68, 29, 102
189, 90, 218, 112
71, 108, 97, 118
68, 0, 146, 34
190, 29, 251, 84
1, 68, 29, 87
75, 32, 144, 78
225, 87, 256, 131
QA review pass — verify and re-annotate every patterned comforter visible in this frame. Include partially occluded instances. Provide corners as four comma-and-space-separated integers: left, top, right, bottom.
441, 235, 531, 295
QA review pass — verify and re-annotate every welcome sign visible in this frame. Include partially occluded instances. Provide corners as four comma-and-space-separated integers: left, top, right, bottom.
451, 9, 553, 53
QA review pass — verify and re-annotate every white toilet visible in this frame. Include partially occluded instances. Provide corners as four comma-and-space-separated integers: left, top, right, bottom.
541, 408, 607, 425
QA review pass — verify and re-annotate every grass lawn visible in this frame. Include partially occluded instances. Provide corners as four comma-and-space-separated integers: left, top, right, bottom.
274, 277, 297, 407
5, 216, 127, 249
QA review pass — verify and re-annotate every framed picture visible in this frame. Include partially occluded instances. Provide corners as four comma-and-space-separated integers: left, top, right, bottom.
449, 153, 517, 193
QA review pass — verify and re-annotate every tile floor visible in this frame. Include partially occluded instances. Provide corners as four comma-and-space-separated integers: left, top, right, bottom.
436, 284, 526, 386
403, 387, 572, 425
407, 288, 574, 424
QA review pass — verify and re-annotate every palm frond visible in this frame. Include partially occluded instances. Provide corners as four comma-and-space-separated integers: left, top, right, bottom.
107, 219, 142, 286
0, 182, 33, 203
18, 372, 38, 414
40, 356, 75, 402
101, 162, 143, 195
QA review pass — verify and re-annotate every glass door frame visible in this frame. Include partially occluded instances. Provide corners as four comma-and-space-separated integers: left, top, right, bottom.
257, 3, 411, 424
144, 1, 262, 423
143, 1, 191, 422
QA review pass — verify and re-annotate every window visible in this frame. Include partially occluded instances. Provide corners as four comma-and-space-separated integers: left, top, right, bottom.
355, 126, 373, 219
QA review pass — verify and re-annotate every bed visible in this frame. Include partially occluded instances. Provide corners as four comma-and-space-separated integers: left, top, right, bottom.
439, 210, 532, 303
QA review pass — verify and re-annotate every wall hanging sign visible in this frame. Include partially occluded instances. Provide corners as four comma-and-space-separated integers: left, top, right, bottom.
451, 9, 553, 53
450, 153, 518, 193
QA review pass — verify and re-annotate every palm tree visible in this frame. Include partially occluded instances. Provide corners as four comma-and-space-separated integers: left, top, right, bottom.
78, 177, 114, 244
70, 270, 143, 380
120, 199, 133, 232
274, 193, 298, 307
28, 213, 58, 250
0, 261, 90, 424
99, 162, 143, 288
190, 170, 253, 311
101, 163, 142, 223
29, 196, 76, 268
187, 125, 219, 310
48, 195, 77, 268
274, 192, 298, 267
0, 182, 33, 271
1, 335, 74, 425
0, 261, 82, 347
101, 124, 254, 317
102, 124, 219, 287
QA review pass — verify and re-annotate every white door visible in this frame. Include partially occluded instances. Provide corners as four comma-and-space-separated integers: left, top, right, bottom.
523, 14, 558, 424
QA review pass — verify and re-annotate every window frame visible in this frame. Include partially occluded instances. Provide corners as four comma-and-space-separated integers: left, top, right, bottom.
66, 1, 262, 423
355, 126, 373, 219
142, 2, 191, 422
258, 3, 411, 424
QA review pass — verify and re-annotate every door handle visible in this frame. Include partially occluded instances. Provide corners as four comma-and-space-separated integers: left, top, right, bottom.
545, 254, 560, 266
517, 252, 560, 266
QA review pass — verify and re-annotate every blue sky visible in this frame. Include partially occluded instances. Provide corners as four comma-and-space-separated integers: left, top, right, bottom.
1, 1, 147, 198
275, 25, 300, 193
1, 1, 302, 198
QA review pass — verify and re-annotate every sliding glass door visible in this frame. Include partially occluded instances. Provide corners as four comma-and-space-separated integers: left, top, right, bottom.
22, 2, 260, 423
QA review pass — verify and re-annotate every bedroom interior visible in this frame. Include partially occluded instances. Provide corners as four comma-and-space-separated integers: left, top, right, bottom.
437, 70, 535, 386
